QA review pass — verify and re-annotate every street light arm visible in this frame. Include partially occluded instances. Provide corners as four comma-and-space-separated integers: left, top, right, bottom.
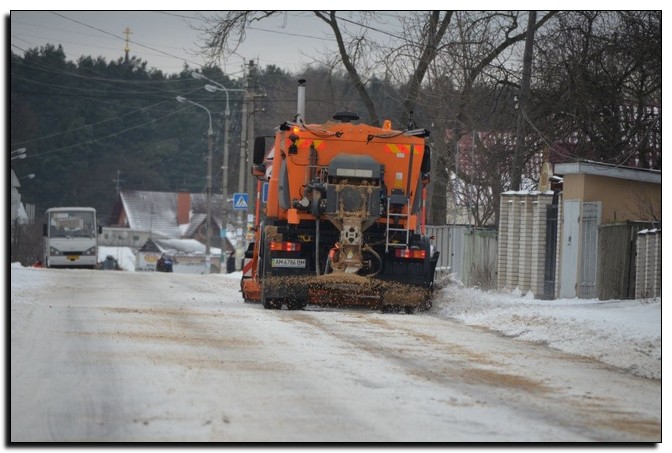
176, 95, 213, 135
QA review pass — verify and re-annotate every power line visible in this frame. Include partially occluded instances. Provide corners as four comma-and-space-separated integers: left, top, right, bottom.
49, 11, 205, 69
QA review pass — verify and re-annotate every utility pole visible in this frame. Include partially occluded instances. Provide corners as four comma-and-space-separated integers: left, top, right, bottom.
191, 70, 247, 271
512, 10, 537, 191
245, 60, 256, 206
222, 103, 230, 231
205, 127, 213, 274
236, 62, 249, 271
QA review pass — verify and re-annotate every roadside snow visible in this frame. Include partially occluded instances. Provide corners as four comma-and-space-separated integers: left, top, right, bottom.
432, 276, 661, 379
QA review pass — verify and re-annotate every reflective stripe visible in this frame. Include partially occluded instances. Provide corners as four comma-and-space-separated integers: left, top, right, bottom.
243, 258, 253, 277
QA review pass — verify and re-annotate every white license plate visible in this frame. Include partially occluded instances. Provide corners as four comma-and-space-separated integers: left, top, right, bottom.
271, 258, 306, 268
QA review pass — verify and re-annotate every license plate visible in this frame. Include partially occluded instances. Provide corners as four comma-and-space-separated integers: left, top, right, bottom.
271, 258, 306, 268
67, 255, 79, 261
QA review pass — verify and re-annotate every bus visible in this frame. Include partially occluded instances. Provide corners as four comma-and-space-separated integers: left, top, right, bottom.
43, 207, 101, 269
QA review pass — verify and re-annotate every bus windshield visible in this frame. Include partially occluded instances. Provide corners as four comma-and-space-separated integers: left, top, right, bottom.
48, 210, 96, 238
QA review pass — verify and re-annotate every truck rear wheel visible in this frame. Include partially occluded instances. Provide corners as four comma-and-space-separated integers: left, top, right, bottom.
263, 298, 282, 309
287, 300, 307, 310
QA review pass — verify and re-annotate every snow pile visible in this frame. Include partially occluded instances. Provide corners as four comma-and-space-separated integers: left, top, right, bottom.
432, 278, 661, 379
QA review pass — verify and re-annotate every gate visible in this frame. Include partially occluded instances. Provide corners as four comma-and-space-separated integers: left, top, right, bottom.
560, 200, 580, 298
542, 193, 559, 300
578, 202, 601, 299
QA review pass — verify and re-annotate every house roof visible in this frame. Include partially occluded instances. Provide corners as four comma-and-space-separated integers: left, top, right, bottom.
120, 190, 182, 238
138, 238, 162, 253
554, 161, 661, 185
183, 212, 206, 238
11, 169, 20, 188
117, 190, 224, 239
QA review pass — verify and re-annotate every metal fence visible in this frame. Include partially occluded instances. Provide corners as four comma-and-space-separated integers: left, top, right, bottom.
597, 221, 652, 300
426, 225, 498, 289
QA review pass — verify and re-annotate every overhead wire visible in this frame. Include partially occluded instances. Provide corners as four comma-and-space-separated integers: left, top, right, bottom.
49, 11, 206, 69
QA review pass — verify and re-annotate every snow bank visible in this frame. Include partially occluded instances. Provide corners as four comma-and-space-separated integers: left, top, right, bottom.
432, 280, 661, 379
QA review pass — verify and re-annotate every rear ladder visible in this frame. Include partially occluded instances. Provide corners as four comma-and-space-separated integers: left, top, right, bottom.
385, 197, 411, 253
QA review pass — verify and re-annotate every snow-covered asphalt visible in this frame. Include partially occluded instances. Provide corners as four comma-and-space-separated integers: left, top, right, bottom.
10, 267, 661, 442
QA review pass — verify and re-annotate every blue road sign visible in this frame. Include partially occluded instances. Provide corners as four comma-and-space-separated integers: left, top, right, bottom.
233, 193, 249, 210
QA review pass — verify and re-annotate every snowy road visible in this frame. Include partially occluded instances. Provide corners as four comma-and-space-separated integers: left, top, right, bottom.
11, 267, 661, 442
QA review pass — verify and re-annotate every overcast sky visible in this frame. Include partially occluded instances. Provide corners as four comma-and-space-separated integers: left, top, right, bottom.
9, 10, 391, 76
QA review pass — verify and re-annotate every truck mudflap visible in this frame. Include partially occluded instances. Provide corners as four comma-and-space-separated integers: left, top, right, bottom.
261, 273, 432, 313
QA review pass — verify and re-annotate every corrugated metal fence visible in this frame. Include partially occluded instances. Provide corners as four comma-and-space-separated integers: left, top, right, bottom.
597, 222, 651, 300
426, 225, 498, 289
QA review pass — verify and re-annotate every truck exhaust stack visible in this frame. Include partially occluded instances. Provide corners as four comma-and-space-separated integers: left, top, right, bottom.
297, 79, 306, 121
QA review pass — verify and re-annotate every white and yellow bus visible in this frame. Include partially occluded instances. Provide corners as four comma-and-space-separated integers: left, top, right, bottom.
43, 207, 101, 269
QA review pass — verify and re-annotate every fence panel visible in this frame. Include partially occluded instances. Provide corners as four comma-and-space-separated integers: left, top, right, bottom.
462, 229, 498, 289
426, 225, 469, 282
426, 225, 451, 275
597, 222, 652, 300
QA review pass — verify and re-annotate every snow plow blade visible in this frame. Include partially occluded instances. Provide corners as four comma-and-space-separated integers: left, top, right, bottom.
261, 274, 431, 313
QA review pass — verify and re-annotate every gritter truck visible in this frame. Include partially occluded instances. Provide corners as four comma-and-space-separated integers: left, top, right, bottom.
241, 80, 439, 313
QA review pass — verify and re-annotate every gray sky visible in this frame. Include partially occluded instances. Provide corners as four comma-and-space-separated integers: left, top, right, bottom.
9, 10, 393, 76
10, 11, 335, 75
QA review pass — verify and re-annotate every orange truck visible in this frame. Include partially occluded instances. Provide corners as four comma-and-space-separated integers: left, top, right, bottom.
242, 80, 439, 313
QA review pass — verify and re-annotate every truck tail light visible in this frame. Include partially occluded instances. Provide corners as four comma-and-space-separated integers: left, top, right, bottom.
395, 248, 426, 260
270, 241, 302, 252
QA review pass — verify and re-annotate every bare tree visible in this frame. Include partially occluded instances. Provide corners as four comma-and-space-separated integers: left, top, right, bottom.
533, 11, 661, 168
198, 11, 453, 127
422, 11, 557, 225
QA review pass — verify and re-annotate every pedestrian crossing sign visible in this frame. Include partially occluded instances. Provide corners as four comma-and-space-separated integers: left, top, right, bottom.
233, 193, 249, 210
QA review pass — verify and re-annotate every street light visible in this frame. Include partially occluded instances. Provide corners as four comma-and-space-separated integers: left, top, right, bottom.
192, 71, 247, 272
176, 95, 214, 274
11, 148, 27, 160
